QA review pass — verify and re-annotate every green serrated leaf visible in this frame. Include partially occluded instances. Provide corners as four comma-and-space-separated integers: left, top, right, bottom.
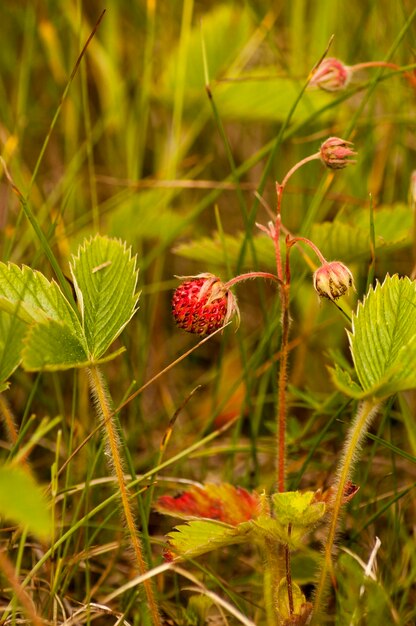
0, 311, 26, 383
167, 519, 248, 559
0, 263, 88, 373
0, 463, 52, 540
350, 275, 416, 398
70, 236, 139, 360
22, 319, 89, 371
0, 263, 81, 333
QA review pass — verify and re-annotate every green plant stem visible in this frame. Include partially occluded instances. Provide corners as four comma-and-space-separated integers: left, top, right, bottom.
285, 525, 294, 615
263, 538, 281, 626
312, 399, 380, 623
87, 365, 161, 626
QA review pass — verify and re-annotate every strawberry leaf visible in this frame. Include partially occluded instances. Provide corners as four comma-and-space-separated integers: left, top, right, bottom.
0, 311, 26, 384
166, 519, 251, 559
70, 236, 139, 360
0, 263, 81, 332
348, 275, 416, 399
22, 319, 89, 371
155, 483, 260, 525
272, 491, 326, 527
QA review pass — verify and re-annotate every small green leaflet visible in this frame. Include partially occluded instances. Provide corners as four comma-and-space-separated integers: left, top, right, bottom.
272, 491, 326, 528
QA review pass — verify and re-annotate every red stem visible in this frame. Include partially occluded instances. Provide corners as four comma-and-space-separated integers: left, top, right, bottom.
287, 235, 328, 265
277, 283, 290, 492
351, 61, 416, 89
351, 61, 400, 71
279, 152, 321, 193
224, 271, 280, 289
274, 155, 320, 491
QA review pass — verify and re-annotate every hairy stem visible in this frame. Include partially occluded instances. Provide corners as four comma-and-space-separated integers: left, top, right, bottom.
285, 525, 294, 615
87, 365, 161, 626
277, 283, 290, 492
287, 236, 327, 265
0, 393, 18, 444
273, 151, 325, 490
224, 271, 280, 289
312, 399, 380, 622
279, 153, 321, 194
263, 538, 281, 626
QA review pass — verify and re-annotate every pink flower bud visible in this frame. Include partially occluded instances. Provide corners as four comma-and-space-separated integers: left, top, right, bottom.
313, 261, 354, 300
310, 57, 351, 91
172, 273, 239, 336
320, 137, 357, 170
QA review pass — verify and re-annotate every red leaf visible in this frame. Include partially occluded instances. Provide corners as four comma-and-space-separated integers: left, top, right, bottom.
155, 483, 260, 526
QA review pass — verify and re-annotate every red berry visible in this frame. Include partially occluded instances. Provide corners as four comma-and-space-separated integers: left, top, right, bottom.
172, 274, 238, 336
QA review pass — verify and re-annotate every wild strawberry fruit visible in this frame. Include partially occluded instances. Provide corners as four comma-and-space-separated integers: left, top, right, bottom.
310, 57, 351, 91
172, 273, 239, 336
320, 137, 357, 170
313, 261, 354, 300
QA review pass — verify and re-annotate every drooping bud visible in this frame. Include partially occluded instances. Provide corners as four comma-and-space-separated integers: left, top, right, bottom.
320, 137, 357, 170
313, 261, 354, 300
172, 273, 239, 336
310, 57, 351, 92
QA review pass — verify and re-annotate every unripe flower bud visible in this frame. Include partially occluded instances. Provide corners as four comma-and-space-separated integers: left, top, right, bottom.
313, 261, 354, 300
172, 273, 239, 336
310, 57, 351, 92
320, 137, 357, 170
